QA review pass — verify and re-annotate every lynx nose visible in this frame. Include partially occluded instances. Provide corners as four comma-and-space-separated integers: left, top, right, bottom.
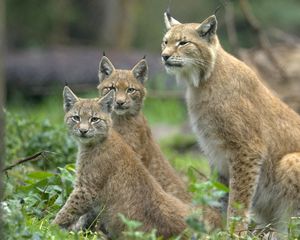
79, 129, 88, 135
116, 100, 125, 106
162, 54, 170, 62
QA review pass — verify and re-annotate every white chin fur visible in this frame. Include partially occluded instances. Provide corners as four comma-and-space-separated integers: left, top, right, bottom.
114, 109, 128, 115
77, 137, 93, 144
166, 65, 201, 88
164, 65, 181, 75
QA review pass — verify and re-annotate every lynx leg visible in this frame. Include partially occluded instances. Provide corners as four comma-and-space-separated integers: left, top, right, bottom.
72, 209, 98, 231
271, 152, 300, 228
277, 152, 300, 198
227, 154, 262, 233
202, 206, 223, 231
52, 187, 96, 229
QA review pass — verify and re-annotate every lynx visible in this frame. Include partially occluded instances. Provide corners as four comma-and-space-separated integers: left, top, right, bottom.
162, 12, 300, 233
52, 86, 190, 239
97, 56, 191, 203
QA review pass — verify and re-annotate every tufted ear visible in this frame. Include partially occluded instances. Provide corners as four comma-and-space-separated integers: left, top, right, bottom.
98, 56, 115, 83
196, 15, 217, 41
63, 86, 79, 112
164, 11, 181, 30
132, 59, 148, 84
98, 89, 115, 114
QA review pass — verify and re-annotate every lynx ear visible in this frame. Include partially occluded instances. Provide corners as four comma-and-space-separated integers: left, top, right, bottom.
164, 11, 181, 30
63, 86, 79, 112
132, 59, 148, 84
99, 90, 115, 114
98, 56, 115, 83
196, 15, 217, 41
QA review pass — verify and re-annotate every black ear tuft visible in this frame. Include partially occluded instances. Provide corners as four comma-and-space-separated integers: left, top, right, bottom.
164, 8, 181, 30
103, 51, 106, 56
166, 7, 171, 21
143, 55, 146, 60
166, 0, 173, 21
214, 4, 223, 16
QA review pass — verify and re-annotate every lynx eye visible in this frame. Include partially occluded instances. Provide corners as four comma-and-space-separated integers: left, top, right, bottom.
127, 87, 136, 93
104, 86, 115, 92
90, 117, 100, 123
72, 115, 80, 122
103, 86, 116, 95
164, 40, 168, 45
178, 41, 188, 46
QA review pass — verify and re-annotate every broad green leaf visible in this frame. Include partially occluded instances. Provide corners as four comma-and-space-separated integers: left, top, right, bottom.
27, 171, 54, 180
211, 181, 229, 193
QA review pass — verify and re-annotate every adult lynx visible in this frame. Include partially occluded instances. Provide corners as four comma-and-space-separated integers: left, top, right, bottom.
53, 86, 189, 239
162, 12, 300, 233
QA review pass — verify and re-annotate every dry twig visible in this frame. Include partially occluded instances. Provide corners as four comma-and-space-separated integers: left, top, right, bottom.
3, 151, 54, 171
190, 166, 209, 181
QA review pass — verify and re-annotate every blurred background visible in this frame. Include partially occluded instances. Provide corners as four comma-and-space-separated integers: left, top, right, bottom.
3, 0, 300, 100
1, 0, 300, 171
1, 1, 300, 238
1, 0, 300, 173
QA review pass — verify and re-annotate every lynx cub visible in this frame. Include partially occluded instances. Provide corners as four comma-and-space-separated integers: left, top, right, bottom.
97, 56, 191, 203
52, 86, 189, 238
162, 12, 300, 232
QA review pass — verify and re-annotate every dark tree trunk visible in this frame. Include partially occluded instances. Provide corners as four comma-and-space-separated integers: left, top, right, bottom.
0, 0, 5, 237
101, 0, 137, 50
239, 0, 289, 83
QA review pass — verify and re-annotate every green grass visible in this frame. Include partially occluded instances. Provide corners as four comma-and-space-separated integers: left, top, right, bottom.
7, 91, 187, 126
160, 134, 209, 175
143, 97, 187, 125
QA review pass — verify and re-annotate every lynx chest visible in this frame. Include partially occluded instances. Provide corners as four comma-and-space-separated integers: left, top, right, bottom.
186, 88, 231, 179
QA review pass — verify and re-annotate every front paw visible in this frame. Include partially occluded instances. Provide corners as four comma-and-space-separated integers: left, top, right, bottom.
52, 217, 72, 229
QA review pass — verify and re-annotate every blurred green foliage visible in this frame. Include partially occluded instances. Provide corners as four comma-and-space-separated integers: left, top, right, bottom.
143, 97, 186, 125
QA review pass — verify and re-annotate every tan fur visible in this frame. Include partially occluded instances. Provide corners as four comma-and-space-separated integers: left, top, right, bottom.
53, 87, 190, 239
97, 57, 191, 203
162, 13, 300, 233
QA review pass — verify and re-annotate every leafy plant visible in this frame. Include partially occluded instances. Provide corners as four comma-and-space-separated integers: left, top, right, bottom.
187, 167, 228, 208
119, 213, 160, 240
3, 99, 299, 239
288, 217, 300, 239
5, 111, 77, 169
